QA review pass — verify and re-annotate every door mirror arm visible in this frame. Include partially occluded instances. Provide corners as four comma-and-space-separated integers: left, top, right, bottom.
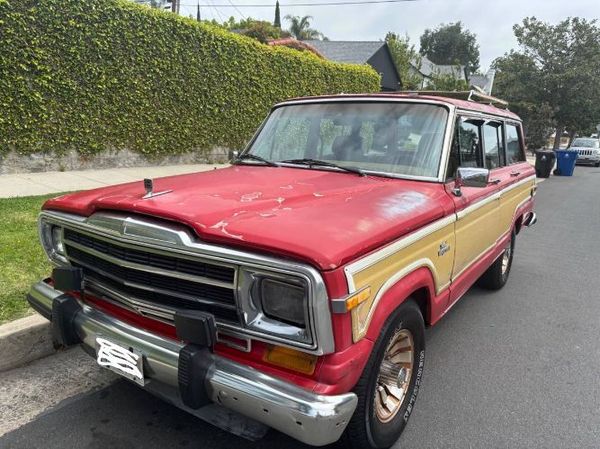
452, 177, 463, 197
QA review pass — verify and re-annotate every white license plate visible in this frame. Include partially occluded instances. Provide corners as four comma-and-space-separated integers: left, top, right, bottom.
95, 337, 145, 386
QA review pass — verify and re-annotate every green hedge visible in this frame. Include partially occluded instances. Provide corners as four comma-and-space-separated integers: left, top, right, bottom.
0, 0, 379, 157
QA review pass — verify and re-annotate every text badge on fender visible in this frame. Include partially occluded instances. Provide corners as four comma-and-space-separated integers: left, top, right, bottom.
96, 337, 146, 386
438, 241, 451, 257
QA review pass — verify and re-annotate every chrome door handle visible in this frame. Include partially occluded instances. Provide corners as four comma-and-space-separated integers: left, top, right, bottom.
510, 171, 521, 177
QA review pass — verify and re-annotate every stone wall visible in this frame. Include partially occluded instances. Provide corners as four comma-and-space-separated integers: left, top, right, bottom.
0, 147, 231, 175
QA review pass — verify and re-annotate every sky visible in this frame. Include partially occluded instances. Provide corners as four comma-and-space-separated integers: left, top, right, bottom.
178, 0, 600, 71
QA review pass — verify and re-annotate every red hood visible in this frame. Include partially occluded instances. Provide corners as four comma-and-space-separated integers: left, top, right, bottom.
43, 166, 451, 270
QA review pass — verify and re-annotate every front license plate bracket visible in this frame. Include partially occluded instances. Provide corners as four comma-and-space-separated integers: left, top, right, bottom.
95, 337, 146, 386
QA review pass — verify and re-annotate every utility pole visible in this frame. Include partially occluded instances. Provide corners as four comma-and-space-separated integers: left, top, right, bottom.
197, 2, 201, 21
171, 0, 180, 13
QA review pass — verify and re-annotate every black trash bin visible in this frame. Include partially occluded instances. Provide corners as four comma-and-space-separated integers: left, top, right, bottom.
535, 150, 556, 178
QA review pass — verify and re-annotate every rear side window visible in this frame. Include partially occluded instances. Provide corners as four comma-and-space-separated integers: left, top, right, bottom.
506, 124, 525, 164
483, 122, 504, 169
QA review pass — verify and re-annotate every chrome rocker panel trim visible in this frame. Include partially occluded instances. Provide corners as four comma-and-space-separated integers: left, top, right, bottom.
28, 281, 357, 447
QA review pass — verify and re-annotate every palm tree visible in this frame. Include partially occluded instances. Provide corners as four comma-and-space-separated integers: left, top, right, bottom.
284, 15, 324, 40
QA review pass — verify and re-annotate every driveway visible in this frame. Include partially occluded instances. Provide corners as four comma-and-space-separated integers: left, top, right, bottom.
2, 168, 599, 449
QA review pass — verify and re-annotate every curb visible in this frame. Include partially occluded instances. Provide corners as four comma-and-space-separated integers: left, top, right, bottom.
0, 314, 55, 373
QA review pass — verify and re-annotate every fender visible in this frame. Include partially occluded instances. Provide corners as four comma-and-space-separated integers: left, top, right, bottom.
364, 266, 449, 343
314, 266, 445, 394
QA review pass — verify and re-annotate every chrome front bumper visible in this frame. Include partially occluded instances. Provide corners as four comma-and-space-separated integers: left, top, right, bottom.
27, 281, 357, 446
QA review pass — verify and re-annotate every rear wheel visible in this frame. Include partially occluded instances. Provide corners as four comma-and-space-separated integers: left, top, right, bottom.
477, 231, 515, 290
341, 300, 425, 449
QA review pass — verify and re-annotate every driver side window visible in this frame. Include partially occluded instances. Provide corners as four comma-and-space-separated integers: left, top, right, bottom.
447, 117, 484, 180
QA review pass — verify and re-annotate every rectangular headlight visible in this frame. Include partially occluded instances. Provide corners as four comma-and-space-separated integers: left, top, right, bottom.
38, 218, 68, 265
238, 268, 312, 346
259, 278, 307, 327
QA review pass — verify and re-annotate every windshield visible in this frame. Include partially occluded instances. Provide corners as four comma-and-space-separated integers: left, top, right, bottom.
572, 138, 599, 148
246, 102, 449, 179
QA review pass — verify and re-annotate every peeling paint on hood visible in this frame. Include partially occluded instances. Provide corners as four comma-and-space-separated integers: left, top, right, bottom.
43, 166, 452, 270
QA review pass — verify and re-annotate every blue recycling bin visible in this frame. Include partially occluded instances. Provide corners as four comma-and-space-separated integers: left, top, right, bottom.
554, 150, 578, 176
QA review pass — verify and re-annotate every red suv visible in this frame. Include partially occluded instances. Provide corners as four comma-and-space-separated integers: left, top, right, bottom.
28, 92, 537, 448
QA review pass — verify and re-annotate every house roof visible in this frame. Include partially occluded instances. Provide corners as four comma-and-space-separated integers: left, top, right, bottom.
415, 56, 466, 80
303, 40, 386, 64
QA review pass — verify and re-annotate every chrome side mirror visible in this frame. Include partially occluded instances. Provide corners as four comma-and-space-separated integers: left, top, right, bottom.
453, 167, 490, 197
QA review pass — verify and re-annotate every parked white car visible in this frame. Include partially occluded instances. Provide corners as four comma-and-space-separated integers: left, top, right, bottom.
570, 138, 600, 167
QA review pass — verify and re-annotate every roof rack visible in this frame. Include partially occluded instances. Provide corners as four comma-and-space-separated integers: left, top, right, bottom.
400, 89, 509, 109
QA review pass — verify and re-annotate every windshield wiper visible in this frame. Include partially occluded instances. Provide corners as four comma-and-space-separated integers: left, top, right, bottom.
279, 158, 366, 177
234, 153, 280, 167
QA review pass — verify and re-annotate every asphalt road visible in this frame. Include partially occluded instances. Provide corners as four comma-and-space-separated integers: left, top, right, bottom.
3, 168, 600, 449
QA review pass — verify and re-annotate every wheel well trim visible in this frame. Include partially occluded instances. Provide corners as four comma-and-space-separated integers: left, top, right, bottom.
354, 260, 439, 342
513, 194, 534, 235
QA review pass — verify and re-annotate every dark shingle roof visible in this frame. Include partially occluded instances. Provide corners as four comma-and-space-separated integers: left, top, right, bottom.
416, 56, 466, 80
303, 40, 385, 64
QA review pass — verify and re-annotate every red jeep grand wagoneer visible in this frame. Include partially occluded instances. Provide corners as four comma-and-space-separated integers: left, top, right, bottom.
28, 91, 537, 448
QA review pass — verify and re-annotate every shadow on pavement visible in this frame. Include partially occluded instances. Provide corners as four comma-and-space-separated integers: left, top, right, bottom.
0, 380, 316, 449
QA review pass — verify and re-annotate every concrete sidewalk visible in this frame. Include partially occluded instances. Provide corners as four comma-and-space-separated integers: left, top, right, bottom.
0, 164, 227, 199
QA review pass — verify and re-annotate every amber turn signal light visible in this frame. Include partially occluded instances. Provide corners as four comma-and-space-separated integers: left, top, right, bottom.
345, 286, 371, 311
263, 345, 318, 375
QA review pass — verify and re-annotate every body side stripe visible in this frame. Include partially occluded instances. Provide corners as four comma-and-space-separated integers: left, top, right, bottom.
344, 214, 456, 290
456, 175, 535, 219
344, 174, 536, 293
452, 194, 533, 281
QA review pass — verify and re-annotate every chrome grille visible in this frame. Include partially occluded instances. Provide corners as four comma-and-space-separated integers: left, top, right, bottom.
577, 149, 593, 156
62, 228, 240, 324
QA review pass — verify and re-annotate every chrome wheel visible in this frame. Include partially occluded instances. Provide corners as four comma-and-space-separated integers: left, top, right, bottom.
374, 329, 414, 423
501, 243, 512, 275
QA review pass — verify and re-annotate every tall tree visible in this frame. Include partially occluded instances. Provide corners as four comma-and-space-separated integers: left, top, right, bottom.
494, 17, 600, 149
285, 15, 324, 40
420, 22, 480, 76
274, 1, 281, 29
493, 52, 554, 150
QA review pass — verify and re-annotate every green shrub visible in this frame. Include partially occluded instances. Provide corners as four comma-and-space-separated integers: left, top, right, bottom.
0, 0, 379, 157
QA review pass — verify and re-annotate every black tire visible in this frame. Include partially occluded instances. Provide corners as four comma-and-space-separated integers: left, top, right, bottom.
595, 162, 600, 168
340, 300, 425, 449
477, 232, 515, 290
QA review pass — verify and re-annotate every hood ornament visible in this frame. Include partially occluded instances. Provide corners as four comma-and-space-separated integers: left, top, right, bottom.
142, 178, 172, 199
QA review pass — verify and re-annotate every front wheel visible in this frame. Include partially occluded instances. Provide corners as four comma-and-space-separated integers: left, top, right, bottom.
477, 232, 515, 290
341, 300, 425, 449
